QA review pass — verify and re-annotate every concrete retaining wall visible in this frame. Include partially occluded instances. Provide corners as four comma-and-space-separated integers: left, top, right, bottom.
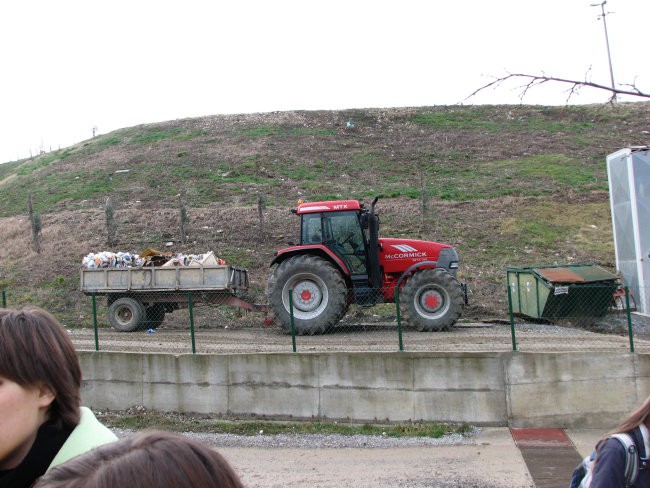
78, 351, 650, 428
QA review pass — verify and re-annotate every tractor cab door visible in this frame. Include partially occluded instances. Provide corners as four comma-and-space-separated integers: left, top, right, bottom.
321, 211, 367, 276
301, 213, 323, 245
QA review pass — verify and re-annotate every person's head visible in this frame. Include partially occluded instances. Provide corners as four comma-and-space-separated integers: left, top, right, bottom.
610, 394, 650, 435
35, 431, 245, 488
0, 307, 81, 431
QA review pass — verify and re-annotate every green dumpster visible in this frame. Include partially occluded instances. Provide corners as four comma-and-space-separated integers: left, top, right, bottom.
506, 264, 619, 321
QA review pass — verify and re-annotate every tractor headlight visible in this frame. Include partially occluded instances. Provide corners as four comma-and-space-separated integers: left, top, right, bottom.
438, 248, 460, 276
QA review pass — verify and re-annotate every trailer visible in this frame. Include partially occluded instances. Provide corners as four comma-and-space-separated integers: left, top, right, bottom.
80, 265, 260, 331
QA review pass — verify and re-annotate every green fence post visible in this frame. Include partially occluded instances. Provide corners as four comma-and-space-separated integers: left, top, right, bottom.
1, 290, 5, 308
189, 292, 196, 354
626, 287, 635, 353
506, 278, 517, 352
289, 289, 296, 352
92, 292, 99, 352
394, 287, 404, 352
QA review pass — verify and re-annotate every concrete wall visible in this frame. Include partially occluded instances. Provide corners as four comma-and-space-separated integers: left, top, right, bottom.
78, 351, 650, 428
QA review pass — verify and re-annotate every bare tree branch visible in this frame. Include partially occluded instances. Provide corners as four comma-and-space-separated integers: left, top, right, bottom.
464, 73, 650, 104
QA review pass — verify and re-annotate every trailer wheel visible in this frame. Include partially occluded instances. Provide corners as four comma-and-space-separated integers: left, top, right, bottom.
267, 255, 347, 335
108, 297, 145, 332
143, 303, 166, 329
402, 268, 464, 331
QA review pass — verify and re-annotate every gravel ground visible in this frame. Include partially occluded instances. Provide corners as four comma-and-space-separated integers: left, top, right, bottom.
68, 318, 650, 354
111, 428, 481, 449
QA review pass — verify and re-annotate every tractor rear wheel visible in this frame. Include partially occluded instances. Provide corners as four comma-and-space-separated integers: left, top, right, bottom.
402, 268, 464, 331
108, 297, 146, 332
267, 255, 348, 335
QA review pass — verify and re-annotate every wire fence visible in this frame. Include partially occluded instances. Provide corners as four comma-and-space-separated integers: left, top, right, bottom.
1, 282, 648, 354
506, 282, 645, 353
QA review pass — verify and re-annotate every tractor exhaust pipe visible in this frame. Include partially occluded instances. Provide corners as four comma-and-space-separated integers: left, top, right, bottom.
368, 197, 382, 289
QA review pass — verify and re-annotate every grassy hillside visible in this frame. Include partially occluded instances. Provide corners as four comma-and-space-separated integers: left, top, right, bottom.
0, 103, 648, 324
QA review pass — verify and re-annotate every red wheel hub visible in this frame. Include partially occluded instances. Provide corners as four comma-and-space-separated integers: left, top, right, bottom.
424, 293, 439, 309
301, 290, 312, 301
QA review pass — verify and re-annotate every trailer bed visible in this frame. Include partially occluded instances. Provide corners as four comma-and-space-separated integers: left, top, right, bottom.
80, 265, 248, 294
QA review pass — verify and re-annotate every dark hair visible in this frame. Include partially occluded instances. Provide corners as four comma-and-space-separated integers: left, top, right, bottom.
0, 307, 81, 430
35, 431, 245, 488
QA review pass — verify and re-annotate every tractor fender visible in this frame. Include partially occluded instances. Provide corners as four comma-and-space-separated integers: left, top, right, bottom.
271, 246, 351, 279
396, 261, 469, 305
396, 261, 438, 287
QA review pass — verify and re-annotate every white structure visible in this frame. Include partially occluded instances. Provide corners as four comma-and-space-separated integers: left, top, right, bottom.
607, 146, 650, 316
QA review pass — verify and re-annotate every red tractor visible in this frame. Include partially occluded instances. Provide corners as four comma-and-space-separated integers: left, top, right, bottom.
267, 198, 466, 335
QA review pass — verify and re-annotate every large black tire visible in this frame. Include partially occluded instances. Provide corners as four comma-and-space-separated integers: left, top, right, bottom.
401, 268, 464, 331
267, 255, 348, 335
108, 297, 145, 332
143, 303, 166, 329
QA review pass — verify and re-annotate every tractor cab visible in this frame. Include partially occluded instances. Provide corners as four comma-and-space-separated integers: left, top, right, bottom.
293, 199, 381, 293
300, 207, 366, 270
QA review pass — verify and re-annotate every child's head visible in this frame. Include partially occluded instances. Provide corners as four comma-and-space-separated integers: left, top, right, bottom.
0, 307, 81, 430
35, 431, 245, 488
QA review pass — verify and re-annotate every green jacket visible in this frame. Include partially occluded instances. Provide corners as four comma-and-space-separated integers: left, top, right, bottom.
48, 406, 117, 470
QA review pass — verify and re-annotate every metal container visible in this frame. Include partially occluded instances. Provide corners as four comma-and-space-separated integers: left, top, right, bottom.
507, 264, 618, 320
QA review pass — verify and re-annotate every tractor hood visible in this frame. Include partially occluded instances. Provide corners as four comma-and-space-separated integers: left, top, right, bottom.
378, 238, 459, 274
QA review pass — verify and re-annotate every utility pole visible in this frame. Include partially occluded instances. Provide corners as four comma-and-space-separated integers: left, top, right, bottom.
591, 0, 616, 101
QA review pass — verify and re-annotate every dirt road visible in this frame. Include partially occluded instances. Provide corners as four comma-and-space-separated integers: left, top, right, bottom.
69, 322, 647, 354
219, 440, 529, 488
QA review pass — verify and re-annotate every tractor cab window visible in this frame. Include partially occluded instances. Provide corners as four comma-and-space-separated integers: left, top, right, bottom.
301, 213, 322, 244
322, 211, 367, 275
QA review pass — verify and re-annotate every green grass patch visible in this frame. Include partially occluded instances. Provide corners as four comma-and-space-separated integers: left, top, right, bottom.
97, 410, 473, 438
422, 154, 605, 202
14, 149, 74, 176
219, 248, 256, 269
412, 107, 594, 134
0, 160, 23, 179
413, 110, 501, 131
131, 127, 184, 144
487, 154, 603, 189
0, 170, 119, 216
497, 200, 614, 257
95, 134, 125, 147
107, 126, 211, 145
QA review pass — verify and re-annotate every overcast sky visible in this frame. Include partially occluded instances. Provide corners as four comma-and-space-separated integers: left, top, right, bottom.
1, 0, 648, 164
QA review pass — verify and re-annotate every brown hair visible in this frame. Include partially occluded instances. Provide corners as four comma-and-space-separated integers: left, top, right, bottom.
0, 307, 81, 430
35, 431, 245, 488
607, 394, 650, 436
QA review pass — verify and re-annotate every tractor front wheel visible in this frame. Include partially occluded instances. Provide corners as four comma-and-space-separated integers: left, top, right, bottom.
402, 268, 464, 331
267, 255, 348, 335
